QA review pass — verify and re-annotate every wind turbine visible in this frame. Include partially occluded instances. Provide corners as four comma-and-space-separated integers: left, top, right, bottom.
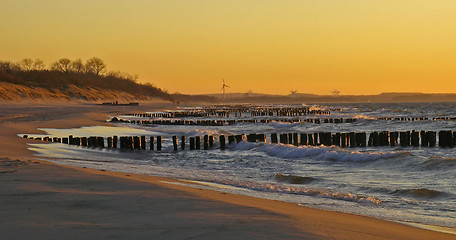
221, 78, 230, 100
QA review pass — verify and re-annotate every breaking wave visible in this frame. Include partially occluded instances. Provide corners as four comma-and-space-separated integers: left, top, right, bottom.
390, 188, 448, 199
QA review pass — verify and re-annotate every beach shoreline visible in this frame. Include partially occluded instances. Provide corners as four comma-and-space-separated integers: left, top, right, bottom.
1, 101, 455, 240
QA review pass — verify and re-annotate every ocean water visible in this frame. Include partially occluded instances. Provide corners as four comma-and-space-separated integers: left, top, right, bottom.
25, 103, 456, 230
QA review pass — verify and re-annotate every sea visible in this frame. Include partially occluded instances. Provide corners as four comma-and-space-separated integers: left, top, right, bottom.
24, 102, 456, 232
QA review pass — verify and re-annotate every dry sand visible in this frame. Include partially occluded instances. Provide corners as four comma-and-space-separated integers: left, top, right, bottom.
0, 101, 455, 240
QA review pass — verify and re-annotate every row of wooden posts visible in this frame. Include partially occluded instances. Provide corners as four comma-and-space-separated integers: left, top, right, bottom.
126, 107, 332, 119
112, 117, 357, 126
23, 130, 456, 151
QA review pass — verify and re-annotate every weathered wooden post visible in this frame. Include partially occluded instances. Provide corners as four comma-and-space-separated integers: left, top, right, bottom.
293, 133, 299, 146
341, 133, 347, 147
356, 133, 366, 147
234, 135, 243, 143
157, 136, 162, 151
390, 132, 398, 147
400, 132, 407, 147
69, 135, 74, 145
127, 136, 133, 149
150, 136, 155, 150
195, 136, 201, 150
97, 137, 104, 148
133, 136, 140, 150
428, 131, 436, 147
220, 135, 226, 150
349, 132, 356, 147
189, 137, 195, 150
256, 134, 266, 143
172, 136, 178, 151
107, 137, 113, 149
247, 134, 257, 142
209, 135, 214, 148
288, 133, 293, 145
141, 136, 146, 150
113, 136, 118, 148
228, 136, 235, 145
271, 133, 278, 144
411, 131, 419, 147
300, 133, 307, 145
333, 133, 341, 146
279, 134, 288, 144
308, 134, 314, 146
181, 136, 186, 150
420, 131, 427, 147
81, 137, 88, 147
204, 135, 209, 150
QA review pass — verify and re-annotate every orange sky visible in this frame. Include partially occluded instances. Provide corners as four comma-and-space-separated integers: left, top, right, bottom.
1, 0, 455, 95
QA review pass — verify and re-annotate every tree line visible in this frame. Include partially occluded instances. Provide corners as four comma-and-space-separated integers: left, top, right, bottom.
0, 57, 172, 100
0, 57, 125, 78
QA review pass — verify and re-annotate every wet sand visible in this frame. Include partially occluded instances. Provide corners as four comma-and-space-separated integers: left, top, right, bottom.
1, 101, 455, 240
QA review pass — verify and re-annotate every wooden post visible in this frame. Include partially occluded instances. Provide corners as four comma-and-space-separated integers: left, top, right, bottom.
357, 132, 366, 147
256, 134, 266, 143
107, 137, 113, 149
333, 133, 341, 146
293, 133, 299, 146
428, 131, 436, 147
279, 134, 288, 144
271, 133, 278, 144
204, 135, 209, 150
141, 136, 146, 150
181, 136, 186, 150
390, 132, 398, 147
228, 136, 235, 145
127, 137, 133, 149
341, 133, 347, 147
411, 131, 419, 147
133, 136, 140, 150
209, 135, 214, 148
308, 134, 314, 146
189, 137, 195, 150
173, 136, 178, 151
195, 136, 201, 149
288, 133, 293, 145
150, 136, 155, 150
97, 137, 104, 148
300, 133, 307, 145
157, 136, 162, 151
113, 136, 118, 148
400, 132, 407, 147
349, 132, 356, 147
235, 135, 243, 143
81, 137, 88, 147
420, 131, 427, 147
439, 131, 448, 147
247, 134, 257, 142
220, 135, 226, 150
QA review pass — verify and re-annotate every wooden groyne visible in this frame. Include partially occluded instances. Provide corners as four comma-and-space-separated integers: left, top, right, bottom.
23, 130, 455, 151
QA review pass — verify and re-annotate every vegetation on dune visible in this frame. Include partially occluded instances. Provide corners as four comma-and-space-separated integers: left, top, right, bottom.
0, 57, 173, 101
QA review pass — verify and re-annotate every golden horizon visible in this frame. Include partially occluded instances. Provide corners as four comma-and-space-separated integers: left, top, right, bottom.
1, 0, 455, 95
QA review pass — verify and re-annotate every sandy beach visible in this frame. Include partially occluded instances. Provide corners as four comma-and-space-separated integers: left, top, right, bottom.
1, 101, 455, 240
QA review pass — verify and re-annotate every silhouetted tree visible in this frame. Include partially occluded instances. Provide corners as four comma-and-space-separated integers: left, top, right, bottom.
50, 58, 72, 72
85, 57, 106, 76
19, 58, 34, 71
71, 59, 84, 73
33, 59, 45, 71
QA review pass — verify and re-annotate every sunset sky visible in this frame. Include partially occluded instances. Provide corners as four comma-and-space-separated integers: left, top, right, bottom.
1, 0, 455, 95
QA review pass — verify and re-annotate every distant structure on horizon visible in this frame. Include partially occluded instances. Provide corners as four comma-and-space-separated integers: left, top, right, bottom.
221, 78, 230, 100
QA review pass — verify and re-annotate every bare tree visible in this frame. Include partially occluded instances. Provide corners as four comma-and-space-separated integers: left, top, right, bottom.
85, 57, 106, 76
50, 58, 72, 72
71, 59, 84, 73
19, 58, 34, 71
33, 59, 45, 71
